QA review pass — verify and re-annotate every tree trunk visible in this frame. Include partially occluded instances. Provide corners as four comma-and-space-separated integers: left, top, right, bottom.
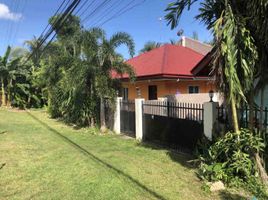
1, 77, 6, 107
231, 98, 239, 133
90, 117, 95, 127
7, 79, 12, 107
100, 97, 106, 133
255, 153, 268, 187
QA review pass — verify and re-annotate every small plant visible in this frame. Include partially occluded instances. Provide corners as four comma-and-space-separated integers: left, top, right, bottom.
196, 129, 268, 199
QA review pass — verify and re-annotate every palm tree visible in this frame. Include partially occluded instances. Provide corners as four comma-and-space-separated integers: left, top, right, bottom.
24, 36, 44, 69
165, 0, 268, 185
82, 28, 135, 131
139, 41, 161, 54
0, 46, 11, 106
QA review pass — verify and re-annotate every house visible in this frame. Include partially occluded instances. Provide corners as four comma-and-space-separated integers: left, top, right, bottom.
118, 39, 216, 102
177, 36, 212, 55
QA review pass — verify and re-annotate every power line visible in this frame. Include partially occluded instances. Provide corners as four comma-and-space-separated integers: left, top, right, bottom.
5, 0, 17, 47
10, 0, 28, 47
23, 0, 82, 64
81, 0, 112, 24
40, 0, 83, 56
26, 0, 146, 64
89, 0, 125, 27
38, 0, 70, 40
95, 0, 146, 27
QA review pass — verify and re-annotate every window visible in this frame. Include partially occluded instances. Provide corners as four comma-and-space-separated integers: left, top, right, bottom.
122, 88, 128, 100
148, 85, 157, 100
188, 86, 199, 94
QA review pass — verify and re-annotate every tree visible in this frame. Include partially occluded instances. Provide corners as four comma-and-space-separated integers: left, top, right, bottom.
83, 28, 135, 131
0, 46, 11, 106
0, 46, 32, 108
34, 15, 136, 128
139, 41, 161, 54
24, 36, 44, 69
165, 0, 268, 186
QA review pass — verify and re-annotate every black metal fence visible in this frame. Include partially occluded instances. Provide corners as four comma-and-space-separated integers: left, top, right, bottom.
142, 101, 204, 151
217, 105, 268, 133
217, 105, 268, 171
143, 101, 204, 122
120, 100, 135, 137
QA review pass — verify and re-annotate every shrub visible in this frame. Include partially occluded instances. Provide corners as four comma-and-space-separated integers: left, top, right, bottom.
196, 128, 267, 198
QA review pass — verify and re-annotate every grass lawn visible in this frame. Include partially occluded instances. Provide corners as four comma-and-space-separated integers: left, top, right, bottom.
0, 108, 248, 200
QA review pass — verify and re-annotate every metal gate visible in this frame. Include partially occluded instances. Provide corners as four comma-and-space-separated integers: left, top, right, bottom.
120, 100, 136, 137
142, 101, 204, 150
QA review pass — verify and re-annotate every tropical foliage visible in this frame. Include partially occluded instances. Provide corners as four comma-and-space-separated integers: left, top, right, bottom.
0, 15, 135, 128
165, 0, 268, 195
0, 46, 41, 108
197, 129, 267, 198
139, 41, 162, 54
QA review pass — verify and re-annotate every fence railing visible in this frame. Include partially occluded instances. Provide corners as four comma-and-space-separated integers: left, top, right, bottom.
143, 101, 204, 122
120, 100, 135, 112
217, 105, 268, 133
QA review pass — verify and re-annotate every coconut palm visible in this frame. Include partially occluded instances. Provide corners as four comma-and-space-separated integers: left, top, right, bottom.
139, 41, 162, 54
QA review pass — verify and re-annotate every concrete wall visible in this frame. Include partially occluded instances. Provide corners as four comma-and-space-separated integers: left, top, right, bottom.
174, 93, 224, 105
122, 79, 216, 100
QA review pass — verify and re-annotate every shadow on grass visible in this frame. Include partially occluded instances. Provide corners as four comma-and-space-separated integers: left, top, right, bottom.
219, 190, 248, 200
26, 111, 166, 200
0, 163, 6, 170
138, 141, 197, 169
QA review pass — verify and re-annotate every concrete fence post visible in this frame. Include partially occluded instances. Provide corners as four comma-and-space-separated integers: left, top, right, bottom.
113, 97, 122, 134
135, 98, 145, 141
203, 101, 219, 140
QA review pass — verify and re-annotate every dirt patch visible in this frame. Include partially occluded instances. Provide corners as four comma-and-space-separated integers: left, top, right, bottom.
7, 108, 26, 113
119, 134, 135, 140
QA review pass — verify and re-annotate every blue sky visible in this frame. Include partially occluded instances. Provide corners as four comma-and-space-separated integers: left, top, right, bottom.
0, 0, 212, 58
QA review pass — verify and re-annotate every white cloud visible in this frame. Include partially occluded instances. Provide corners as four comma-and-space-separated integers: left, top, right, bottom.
0, 3, 22, 21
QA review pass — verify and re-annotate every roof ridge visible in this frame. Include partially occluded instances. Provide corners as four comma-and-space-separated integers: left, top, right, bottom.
161, 45, 169, 74
126, 44, 166, 62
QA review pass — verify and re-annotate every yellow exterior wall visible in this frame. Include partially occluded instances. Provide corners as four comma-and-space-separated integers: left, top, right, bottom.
122, 80, 215, 100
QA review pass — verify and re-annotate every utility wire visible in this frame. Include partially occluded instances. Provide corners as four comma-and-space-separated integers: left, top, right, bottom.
26, 0, 145, 64
90, 0, 134, 27
10, 0, 28, 46
23, 0, 82, 64
81, 0, 112, 23
38, 0, 69, 40
40, 0, 82, 56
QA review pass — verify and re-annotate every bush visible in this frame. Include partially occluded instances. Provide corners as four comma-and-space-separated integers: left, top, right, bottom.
196, 128, 267, 198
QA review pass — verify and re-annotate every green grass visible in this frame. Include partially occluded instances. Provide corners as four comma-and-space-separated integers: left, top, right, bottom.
0, 108, 247, 200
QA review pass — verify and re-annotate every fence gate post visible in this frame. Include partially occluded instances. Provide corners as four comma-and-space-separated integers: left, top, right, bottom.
113, 97, 122, 134
135, 98, 145, 141
203, 101, 219, 140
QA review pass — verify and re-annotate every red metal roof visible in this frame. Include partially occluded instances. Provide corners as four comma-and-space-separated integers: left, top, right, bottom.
117, 44, 204, 79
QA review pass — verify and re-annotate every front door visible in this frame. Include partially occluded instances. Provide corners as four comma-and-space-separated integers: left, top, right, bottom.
148, 85, 157, 100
